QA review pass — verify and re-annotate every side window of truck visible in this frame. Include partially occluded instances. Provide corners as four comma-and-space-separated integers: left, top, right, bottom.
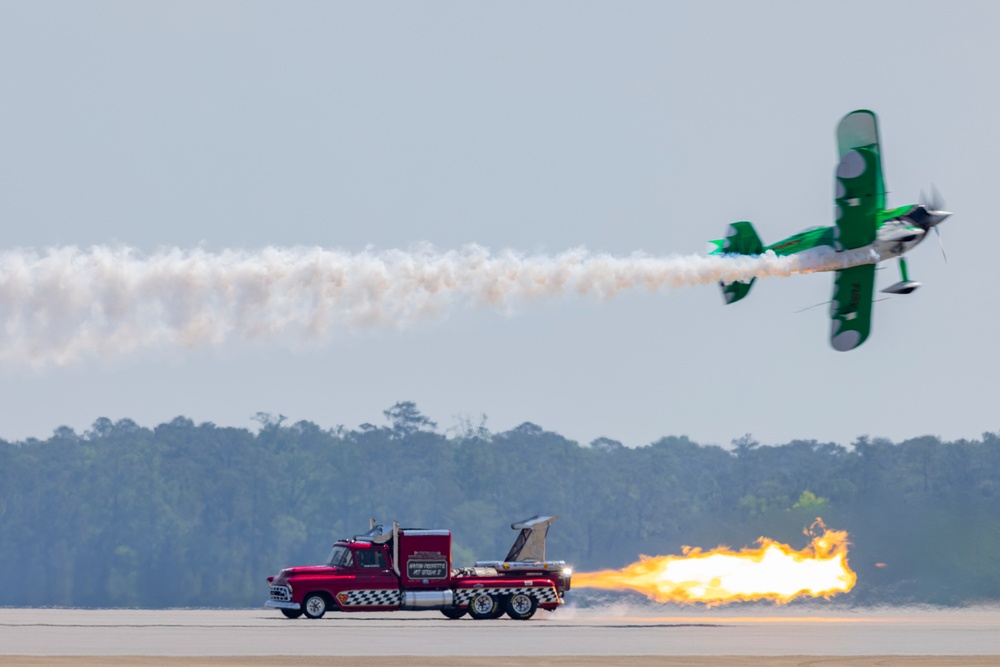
356, 548, 387, 570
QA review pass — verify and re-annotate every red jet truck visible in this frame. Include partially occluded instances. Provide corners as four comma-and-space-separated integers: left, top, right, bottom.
266, 515, 571, 620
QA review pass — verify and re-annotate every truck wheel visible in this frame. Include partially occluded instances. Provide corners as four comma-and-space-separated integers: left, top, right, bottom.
467, 592, 498, 620
505, 593, 537, 620
281, 608, 303, 619
440, 607, 466, 620
489, 600, 506, 619
302, 593, 329, 619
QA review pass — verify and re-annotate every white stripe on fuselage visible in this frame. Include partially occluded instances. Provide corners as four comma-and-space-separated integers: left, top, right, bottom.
823, 219, 925, 271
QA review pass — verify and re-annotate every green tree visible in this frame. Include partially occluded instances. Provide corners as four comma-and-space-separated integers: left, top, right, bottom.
383, 401, 437, 438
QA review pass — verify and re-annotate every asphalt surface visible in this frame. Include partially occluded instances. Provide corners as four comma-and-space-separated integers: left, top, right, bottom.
1, 607, 999, 657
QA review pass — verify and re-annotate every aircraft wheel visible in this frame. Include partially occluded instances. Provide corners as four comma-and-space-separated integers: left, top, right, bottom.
467, 592, 498, 619
505, 593, 537, 620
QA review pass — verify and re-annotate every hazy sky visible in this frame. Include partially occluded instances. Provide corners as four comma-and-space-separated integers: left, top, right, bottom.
1, 1, 996, 447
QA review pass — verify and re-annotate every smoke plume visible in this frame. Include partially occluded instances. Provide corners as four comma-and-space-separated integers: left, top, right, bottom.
0, 244, 876, 364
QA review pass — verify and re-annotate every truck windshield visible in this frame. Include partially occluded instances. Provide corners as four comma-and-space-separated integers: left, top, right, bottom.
326, 545, 354, 568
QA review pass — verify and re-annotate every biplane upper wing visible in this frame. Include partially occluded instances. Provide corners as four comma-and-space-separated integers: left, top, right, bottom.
828, 110, 883, 351
833, 110, 883, 250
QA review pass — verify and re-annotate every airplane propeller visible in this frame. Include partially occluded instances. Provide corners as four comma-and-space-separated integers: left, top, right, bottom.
921, 185, 944, 212
919, 186, 950, 263
935, 227, 947, 263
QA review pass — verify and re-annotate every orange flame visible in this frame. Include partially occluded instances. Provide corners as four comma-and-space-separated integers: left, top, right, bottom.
574, 520, 856, 605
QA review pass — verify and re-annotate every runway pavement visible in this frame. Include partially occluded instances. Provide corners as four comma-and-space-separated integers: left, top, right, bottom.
1, 606, 998, 659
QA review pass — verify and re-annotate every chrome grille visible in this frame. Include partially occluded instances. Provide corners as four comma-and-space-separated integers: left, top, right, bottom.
269, 585, 292, 602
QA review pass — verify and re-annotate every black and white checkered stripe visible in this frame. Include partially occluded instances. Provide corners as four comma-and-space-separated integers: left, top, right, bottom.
454, 586, 558, 605
338, 589, 401, 607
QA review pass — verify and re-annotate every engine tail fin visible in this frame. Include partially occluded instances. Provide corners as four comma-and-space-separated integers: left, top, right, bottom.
709, 221, 763, 305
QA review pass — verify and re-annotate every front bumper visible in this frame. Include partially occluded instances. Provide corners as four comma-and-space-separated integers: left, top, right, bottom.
265, 600, 301, 611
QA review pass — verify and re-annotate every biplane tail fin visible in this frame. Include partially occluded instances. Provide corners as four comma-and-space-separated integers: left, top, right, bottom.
709, 221, 763, 305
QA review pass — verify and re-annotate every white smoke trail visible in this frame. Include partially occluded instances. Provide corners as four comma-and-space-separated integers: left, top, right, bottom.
0, 244, 877, 364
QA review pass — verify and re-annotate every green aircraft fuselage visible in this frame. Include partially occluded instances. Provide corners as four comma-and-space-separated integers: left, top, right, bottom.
762, 204, 925, 259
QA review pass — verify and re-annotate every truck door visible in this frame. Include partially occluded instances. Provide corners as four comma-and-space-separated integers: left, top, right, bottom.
337, 546, 400, 609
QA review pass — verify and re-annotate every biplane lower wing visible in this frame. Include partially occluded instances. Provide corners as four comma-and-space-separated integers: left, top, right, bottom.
830, 263, 876, 352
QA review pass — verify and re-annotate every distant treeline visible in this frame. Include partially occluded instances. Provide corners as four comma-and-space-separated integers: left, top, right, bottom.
2, 402, 999, 608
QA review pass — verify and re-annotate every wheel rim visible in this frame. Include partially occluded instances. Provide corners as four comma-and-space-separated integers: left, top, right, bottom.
471, 594, 494, 615
306, 596, 326, 616
510, 594, 533, 615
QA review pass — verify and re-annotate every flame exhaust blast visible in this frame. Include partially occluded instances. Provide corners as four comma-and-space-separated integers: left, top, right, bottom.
0, 244, 875, 364
573, 521, 857, 605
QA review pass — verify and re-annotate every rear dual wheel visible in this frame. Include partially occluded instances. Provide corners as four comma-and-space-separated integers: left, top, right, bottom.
505, 593, 537, 620
467, 592, 499, 620
468, 592, 533, 620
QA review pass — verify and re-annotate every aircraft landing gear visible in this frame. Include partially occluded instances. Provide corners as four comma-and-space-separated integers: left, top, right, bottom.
881, 257, 921, 295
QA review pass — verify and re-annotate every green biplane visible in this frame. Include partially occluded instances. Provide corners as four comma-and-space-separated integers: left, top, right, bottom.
709, 109, 951, 351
